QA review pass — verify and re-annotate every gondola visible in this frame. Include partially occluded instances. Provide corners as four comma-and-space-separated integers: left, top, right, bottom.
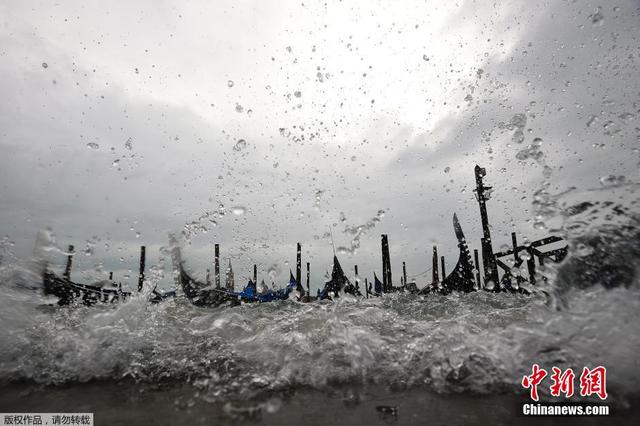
318, 255, 361, 300
373, 273, 384, 296
439, 213, 476, 294
43, 270, 130, 305
170, 236, 300, 307
42, 269, 176, 306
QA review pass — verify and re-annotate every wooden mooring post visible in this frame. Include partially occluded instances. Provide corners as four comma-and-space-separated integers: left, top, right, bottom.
296, 243, 302, 287
365, 277, 369, 298
354, 264, 359, 293
306, 262, 310, 298
473, 249, 481, 289
214, 244, 220, 289
381, 234, 392, 292
402, 261, 407, 289
63, 245, 74, 280
253, 264, 257, 285
138, 245, 146, 292
432, 246, 439, 286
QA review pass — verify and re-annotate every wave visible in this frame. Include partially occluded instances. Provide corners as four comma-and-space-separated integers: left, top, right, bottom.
1, 187, 639, 406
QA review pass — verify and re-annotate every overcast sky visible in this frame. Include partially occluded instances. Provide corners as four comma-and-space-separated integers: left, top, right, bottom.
1, 0, 638, 291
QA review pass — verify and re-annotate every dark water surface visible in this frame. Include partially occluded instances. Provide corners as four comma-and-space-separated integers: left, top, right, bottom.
2, 381, 638, 425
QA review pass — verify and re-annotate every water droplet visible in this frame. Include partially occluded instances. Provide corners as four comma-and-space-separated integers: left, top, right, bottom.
591, 10, 604, 26
533, 221, 547, 230
86, 142, 99, 149
618, 112, 635, 122
575, 243, 594, 257
233, 139, 247, 151
512, 130, 525, 144
599, 175, 626, 186
516, 144, 544, 162
267, 264, 281, 280
509, 113, 527, 144
231, 206, 246, 215
227, 80, 234, 88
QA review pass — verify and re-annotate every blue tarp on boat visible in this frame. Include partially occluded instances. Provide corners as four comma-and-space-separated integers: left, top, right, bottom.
230, 276, 297, 303
374, 272, 383, 295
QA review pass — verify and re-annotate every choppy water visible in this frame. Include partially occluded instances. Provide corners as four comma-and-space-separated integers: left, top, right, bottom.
0, 185, 639, 423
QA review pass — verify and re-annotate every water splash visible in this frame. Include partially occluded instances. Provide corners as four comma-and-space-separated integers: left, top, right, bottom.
336, 210, 386, 255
